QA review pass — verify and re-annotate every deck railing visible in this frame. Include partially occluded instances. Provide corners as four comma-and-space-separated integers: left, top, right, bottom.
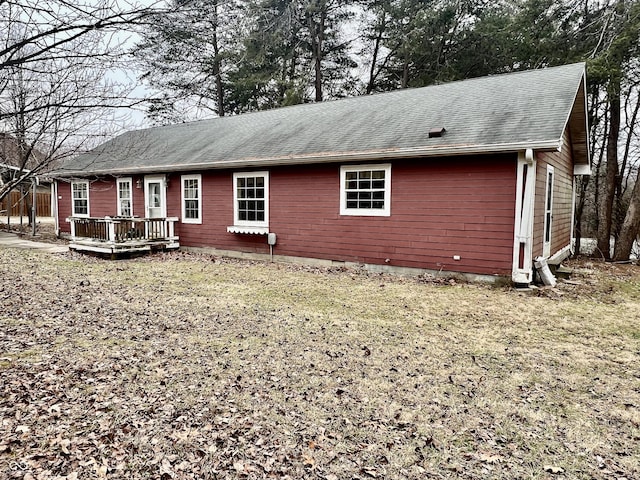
67, 216, 179, 249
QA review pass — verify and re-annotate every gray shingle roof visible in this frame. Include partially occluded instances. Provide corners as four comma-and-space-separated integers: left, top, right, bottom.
56, 62, 588, 177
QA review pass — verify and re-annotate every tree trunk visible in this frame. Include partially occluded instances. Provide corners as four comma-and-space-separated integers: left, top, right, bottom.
613, 176, 640, 260
612, 90, 640, 260
279, 56, 288, 104
314, 39, 323, 102
402, 55, 409, 88
596, 85, 620, 260
311, 7, 325, 102
613, 88, 640, 238
589, 83, 608, 234
289, 52, 297, 93
212, 1, 225, 116
366, 11, 385, 95
573, 175, 590, 256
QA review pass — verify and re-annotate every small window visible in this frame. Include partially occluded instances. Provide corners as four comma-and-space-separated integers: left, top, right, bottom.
181, 174, 202, 224
340, 164, 391, 216
117, 178, 133, 217
71, 181, 89, 217
232, 171, 269, 230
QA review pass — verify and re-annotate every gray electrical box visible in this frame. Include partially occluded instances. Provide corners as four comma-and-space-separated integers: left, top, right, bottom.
267, 232, 277, 246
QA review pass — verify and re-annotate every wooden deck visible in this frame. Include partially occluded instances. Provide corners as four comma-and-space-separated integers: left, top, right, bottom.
67, 216, 179, 255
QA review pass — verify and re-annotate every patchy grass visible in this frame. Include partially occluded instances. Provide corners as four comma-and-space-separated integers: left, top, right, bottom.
1, 249, 639, 480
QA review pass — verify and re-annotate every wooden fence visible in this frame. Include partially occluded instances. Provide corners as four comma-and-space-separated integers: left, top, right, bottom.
0, 190, 51, 217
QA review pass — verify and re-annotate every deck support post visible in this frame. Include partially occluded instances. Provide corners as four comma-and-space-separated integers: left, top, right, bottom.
106, 217, 116, 243
69, 217, 76, 240
168, 218, 175, 240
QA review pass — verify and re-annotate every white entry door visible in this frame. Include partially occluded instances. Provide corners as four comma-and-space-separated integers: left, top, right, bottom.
543, 165, 554, 258
144, 175, 166, 219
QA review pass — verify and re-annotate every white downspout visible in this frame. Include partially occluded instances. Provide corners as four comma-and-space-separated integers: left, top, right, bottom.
512, 149, 537, 284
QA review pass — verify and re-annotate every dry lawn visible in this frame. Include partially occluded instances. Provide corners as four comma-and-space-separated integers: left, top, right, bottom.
1, 249, 639, 480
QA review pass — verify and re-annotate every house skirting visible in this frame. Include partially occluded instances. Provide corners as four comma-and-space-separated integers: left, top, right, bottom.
181, 246, 507, 284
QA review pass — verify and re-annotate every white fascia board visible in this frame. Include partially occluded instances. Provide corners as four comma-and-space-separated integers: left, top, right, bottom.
574, 163, 591, 175
559, 70, 591, 168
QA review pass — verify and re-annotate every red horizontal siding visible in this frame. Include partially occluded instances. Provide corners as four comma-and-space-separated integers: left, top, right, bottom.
132, 177, 145, 217
268, 156, 516, 275
56, 154, 518, 276
56, 179, 116, 231
89, 180, 117, 216
57, 182, 72, 233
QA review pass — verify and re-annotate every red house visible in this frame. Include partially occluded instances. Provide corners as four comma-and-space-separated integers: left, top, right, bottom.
53, 63, 590, 284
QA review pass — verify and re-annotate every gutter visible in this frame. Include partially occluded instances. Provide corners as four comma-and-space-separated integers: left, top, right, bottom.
51, 139, 563, 178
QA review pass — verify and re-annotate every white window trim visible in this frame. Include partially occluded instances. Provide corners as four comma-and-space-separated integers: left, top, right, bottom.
231, 171, 269, 230
116, 177, 133, 217
340, 164, 391, 216
181, 174, 202, 224
71, 180, 90, 217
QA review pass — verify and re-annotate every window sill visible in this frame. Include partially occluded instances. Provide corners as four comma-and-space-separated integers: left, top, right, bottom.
227, 226, 269, 235
340, 209, 390, 217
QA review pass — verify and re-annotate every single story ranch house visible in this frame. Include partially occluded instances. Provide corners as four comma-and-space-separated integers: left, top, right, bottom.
53, 62, 590, 285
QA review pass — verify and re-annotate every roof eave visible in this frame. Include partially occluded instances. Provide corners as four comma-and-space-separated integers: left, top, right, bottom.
561, 66, 590, 166
52, 140, 562, 178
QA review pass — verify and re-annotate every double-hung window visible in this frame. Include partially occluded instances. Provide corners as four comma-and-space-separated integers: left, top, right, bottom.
340, 164, 391, 216
71, 181, 89, 217
228, 171, 269, 233
181, 174, 202, 224
117, 178, 133, 217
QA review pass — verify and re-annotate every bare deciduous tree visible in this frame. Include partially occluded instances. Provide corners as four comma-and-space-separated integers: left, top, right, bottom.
0, 0, 165, 204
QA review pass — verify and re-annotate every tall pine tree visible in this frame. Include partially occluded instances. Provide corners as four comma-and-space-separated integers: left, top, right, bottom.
135, 0, 245, 123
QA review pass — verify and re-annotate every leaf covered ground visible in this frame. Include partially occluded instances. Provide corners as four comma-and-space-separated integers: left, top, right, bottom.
1, 249, 639, 479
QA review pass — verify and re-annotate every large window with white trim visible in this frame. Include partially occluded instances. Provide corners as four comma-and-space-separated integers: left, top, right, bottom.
181, 174, 202, 223
233, 171, 269, 228
117, 178, 133, 217
340, 164, 391, 216
71, 181, 89, 217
